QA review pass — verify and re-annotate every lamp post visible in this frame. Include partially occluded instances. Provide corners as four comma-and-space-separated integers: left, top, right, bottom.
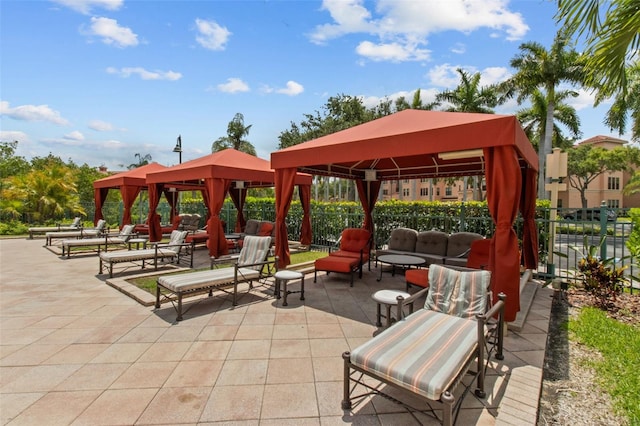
173, 135, 182, 164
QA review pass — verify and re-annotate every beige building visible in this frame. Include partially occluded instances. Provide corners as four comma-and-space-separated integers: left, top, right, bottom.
378, 135, 637, 208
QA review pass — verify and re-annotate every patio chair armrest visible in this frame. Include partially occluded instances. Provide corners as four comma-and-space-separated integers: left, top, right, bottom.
396, 286, 430, 318
455, 248, 472, 258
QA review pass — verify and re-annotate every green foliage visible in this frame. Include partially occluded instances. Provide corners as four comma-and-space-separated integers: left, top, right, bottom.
569, 307, 640, 424
0, 220, 29, 235
568, 235, 629, 309
626, 208, 640, 260
435, 68, 502, 113
212, 113, 256, 155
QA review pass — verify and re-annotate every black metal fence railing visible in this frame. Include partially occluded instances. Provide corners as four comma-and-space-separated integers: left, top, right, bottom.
80, 201, 637, 292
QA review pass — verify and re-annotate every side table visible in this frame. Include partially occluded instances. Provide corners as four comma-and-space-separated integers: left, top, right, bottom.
274, 270, 305, 306
127, 238, 148, 250
371, 289, 410, 328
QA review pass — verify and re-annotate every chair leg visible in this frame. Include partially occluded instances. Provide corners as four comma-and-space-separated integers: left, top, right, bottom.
442, 391, 455, 426
341, 352, 352, 410
314, 270, 317, 283
155, 284, 161, 309
300, 276, 305, 301
176, 293, 183, 321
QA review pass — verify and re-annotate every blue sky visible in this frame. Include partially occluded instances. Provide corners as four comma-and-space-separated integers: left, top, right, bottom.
0, 0, 627, 171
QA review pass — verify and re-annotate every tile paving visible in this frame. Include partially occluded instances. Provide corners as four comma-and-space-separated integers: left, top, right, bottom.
0, 238, 552, 425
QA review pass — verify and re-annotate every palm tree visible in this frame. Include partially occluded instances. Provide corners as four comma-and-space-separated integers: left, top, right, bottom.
127, 153, 152, 170
517, 88, 581, 152
435, 68, 500, 113
556, 0, 639, 95
506, 31, 584, 198
604, 64, 640, 141
212, 113, 256, 155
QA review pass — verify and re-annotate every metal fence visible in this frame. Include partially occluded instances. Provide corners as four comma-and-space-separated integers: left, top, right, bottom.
87, 201, 636, 291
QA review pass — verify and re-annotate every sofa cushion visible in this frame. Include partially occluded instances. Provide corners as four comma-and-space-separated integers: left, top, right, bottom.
244, 219, 260, 235
446, 232, 483, 258
415, 230, 448, 256
258, 221, 274, 236
387, 228, 418, 252
339, 228, 370, 253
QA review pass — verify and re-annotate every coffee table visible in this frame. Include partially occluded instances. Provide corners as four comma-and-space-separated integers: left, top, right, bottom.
376, 254, 425, 281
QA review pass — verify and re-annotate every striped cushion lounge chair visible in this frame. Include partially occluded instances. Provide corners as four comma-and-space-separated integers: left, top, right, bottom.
60, 224, 137, 258
342, 264, 505, 426
98, 230, 191, 278
155, 235, 274, 321
45, 219, 107, 246
28, 217, 81, 239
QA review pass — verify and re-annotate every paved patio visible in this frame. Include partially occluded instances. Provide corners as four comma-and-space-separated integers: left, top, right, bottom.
0, 238, 552, 425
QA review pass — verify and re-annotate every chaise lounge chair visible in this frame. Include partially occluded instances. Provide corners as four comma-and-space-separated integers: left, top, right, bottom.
155, 235, 275, 321
45, 219, 107, 246
28, 217, 81, 239
60, 224, 137, 258
98, 230, 192, 278
342, 264, 505, 426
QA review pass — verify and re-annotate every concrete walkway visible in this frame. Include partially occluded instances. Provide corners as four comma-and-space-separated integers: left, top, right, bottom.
0, 238, 552, 425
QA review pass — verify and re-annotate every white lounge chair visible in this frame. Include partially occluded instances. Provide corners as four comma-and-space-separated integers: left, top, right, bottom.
45, 219, 107, 246
28, 217, 81, 239
155, 235, 274, 321
60, 224, 137, 258
98, 230, 191, 278
341, 264, 505, 426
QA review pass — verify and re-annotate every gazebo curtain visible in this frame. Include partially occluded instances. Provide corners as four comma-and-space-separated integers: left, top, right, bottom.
275, 168, 297, 268
162, 188, 179, 220
520, 166, 539, 269
205, 178, 232, 257
485, 146, 522, 322
120, 186, 142, 228
356, 180, 382, 235
93, 187, 109, 225
298, 184, 312, 246
147, 183, 164, 242
229, 187, 247, 233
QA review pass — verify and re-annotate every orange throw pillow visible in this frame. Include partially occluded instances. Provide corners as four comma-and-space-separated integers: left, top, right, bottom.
258, 222, 274, 236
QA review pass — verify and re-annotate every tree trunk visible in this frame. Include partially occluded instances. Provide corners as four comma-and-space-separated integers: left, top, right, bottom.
538, 92, 556, 200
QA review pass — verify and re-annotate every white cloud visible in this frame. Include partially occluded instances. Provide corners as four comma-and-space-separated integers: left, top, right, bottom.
64, 130, 85, 141
451, 43, 466, 54
88, 119, 114, 131
276, 81, 304, 96
106, 67, 182, 81
216, 78, 250, 93
356, 40, 429, 62
0, 100, 70, 125
195, 18, 231, 51
88, 17, 138, 48
51, 0, 123, 14
426, 64, 510, 87
310, 0, 528, 62
567, 88, 598, 111
0, 130, 30, 144
360, 88, 439, 109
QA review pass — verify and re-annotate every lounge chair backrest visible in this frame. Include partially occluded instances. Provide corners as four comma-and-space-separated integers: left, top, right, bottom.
167, 230, 188, 253
95, 219, 106, 231
119, 224, 135, 241
425, 264, 491, 319
237, 236, 271, 271
70, 217, 81, 227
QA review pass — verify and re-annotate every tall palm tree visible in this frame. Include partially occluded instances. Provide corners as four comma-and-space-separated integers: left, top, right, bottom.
517, 88, 581, 152
212, 113, 256, 155
604, 64, 640, 141
506, 31, 584, 198
435, 68, 500, 113
556, 0, 639, 95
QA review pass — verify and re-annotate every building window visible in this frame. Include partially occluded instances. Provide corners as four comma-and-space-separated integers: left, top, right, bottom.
436, 188, 440, 196
403, 179, 410, 183
420, 187, 429, 196
382, 189, 388, 196
445, 186, 452, 196
607, 176, 620, 190
420, 178, 429, 183
403, 188, 410, 197
607, 199, 620, 208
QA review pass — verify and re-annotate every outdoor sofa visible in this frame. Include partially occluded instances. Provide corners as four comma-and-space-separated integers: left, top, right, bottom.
376, 228, 484, 267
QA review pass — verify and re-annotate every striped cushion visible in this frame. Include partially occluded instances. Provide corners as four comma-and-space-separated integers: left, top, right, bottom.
237, 236, 271, 271
425, 264, 490, 318
350, 309, 477, 400
158, 267, 260, 292
99, 248, 177, 263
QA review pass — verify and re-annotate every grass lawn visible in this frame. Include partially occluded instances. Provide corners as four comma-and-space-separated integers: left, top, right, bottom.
569, 307, 640, 424
128, 249, 327, 294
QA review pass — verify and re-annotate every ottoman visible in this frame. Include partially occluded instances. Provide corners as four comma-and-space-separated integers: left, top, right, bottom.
314, 256, 360, 287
